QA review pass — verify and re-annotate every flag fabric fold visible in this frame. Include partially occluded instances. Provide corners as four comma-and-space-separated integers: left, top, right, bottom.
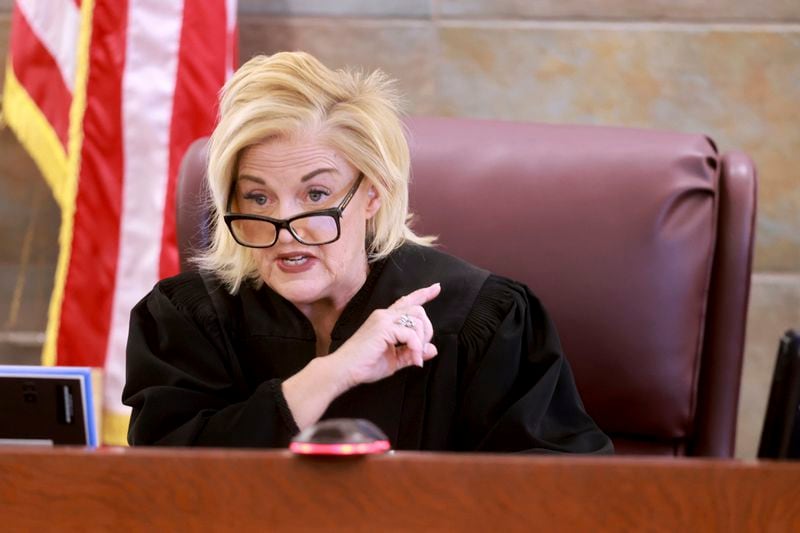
3, 0, 237, 445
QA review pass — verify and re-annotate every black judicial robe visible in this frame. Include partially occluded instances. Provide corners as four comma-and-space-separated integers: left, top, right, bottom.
123, 243, 612, 454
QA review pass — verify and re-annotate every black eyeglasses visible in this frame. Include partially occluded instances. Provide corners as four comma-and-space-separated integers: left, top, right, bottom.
224, 173, 364, 248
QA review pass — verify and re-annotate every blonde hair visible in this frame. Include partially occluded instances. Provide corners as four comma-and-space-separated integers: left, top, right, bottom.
196, 51, 434, 292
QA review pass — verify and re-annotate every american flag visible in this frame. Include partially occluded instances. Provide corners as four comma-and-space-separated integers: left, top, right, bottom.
3, 0, 237, 444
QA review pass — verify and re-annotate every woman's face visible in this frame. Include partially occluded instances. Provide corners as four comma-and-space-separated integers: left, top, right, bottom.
234, 133, 380, 311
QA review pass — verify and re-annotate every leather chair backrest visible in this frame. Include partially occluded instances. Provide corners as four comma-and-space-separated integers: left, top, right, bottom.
177, 117, 757, 456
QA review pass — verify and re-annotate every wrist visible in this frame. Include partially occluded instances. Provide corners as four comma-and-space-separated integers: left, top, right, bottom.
282, 355, 351, 431
312, 352, 353, 398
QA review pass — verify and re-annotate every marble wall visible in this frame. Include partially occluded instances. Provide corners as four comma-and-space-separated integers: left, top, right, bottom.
0, 1, 798, 457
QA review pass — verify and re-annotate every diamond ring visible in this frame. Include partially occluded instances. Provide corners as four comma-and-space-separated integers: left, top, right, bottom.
396, 314, 415, 329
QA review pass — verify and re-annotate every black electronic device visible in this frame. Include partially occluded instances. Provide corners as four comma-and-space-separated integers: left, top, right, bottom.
758, 330, 800, 459
290, 418, 391, 455
0, 366, 98, 447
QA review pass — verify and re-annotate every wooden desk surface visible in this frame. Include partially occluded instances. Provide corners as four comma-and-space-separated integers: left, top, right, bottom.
1, 447, 799, 532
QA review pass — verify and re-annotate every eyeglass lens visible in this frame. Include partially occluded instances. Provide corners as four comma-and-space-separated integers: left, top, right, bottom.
229, 214, 338, 246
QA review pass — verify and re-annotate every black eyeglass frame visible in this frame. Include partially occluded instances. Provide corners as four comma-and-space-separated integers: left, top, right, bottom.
223, 172, 365, 248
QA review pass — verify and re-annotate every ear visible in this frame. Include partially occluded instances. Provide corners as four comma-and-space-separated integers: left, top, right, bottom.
365, 184, 381, 220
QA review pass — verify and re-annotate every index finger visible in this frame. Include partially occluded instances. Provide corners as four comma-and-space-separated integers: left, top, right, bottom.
389, 282, 441, 310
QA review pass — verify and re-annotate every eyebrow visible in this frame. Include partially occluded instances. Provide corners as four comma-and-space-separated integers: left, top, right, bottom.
236, 168, 339, 185
301, 168, 338, 182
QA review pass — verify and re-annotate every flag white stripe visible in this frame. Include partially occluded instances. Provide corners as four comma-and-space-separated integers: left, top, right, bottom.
103, 0, 185, 416
225, 0, 236, 79
16, 0, 80, 92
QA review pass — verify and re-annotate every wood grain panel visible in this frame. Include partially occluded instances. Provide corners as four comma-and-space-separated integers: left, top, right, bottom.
1, 448, 799, 531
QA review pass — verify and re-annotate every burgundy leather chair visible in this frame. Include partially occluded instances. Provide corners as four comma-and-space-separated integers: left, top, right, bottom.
177, 117, 757, 457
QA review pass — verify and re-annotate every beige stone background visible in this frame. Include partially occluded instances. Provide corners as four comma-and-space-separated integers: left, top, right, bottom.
1, 1, 798, 457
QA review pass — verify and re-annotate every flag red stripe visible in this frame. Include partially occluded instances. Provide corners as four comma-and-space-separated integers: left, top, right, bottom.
56, 0, 129, 366
10, 3, 72, 150
159, 0, 229, 279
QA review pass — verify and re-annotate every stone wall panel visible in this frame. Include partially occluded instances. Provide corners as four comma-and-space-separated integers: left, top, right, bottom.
239, 0, 431, 18
239, 17, 438, 115
438, 0, 800, 22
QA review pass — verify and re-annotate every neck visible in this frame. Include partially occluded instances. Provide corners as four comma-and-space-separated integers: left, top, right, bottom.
298, 259, 369, 356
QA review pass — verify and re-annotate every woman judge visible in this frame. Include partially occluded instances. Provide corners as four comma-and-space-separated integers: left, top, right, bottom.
123, 51, 612, 454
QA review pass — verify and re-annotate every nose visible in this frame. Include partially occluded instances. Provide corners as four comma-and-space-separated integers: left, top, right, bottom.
276, 223, 296, 244
274, 200, 303, 245
271, 188, 320, 246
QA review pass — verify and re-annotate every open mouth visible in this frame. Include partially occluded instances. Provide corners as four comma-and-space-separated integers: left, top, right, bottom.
280, 255, 310, 266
